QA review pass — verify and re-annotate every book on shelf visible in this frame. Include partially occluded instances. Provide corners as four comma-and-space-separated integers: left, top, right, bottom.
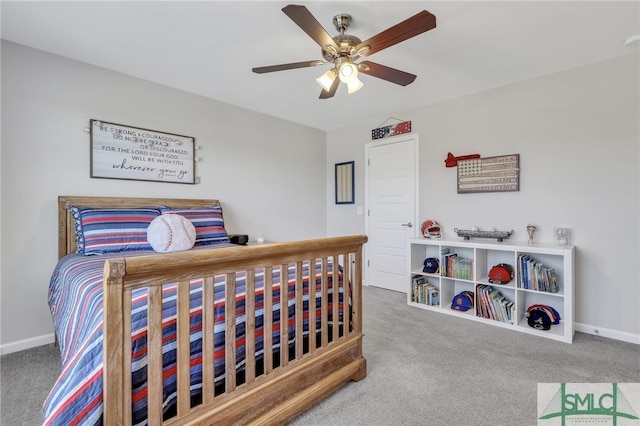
439, 249, 474, 280
475, 292, 484, 318
449, 256, 473, 280
518, 254, 558, 293
411, 275, 439, 306
476, 284, 514, 324
440, 248, 451, 277
412, 275, 426, 303
427, 286, 439, 306
546, 269, 558, 293
442, 251, 456, 277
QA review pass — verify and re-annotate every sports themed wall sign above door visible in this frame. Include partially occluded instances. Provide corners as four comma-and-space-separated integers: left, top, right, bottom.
457, 154, 520, 193
90, 119, 196, 184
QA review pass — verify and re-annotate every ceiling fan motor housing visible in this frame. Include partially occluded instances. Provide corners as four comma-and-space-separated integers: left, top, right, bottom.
323, 34, 362, 61
333, 14, 352, 32
322, 14, 363, 62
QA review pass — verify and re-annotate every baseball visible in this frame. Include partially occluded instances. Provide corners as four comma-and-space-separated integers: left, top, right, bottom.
147, 213, 196, 253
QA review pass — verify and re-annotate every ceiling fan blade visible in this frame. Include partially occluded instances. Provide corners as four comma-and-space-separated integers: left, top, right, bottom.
355, 10, 436, 57
319, 76, 340, 99
358, 61, 417, 86
282, 4, 340, 52
252, 60, 323, 74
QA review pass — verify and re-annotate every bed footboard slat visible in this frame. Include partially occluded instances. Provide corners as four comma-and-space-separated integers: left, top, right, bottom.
309, 259, 317, 354
245, 269, 256, 384
202, 276, 215, 404
148, 285, 164, 424
264, 266, 274, 375
342, 252, 351, 337
225, 273, 237, 393
332, 253, 340, 343
279, 263, 288, 368
321, 257, 329, 348
295, 261, 304, 360
177, 280, 191, 416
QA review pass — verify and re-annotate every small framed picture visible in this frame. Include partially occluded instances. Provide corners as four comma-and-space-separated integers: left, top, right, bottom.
335, 161, 355, 204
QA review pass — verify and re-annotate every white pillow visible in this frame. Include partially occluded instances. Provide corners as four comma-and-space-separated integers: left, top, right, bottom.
147, 214, 196, 253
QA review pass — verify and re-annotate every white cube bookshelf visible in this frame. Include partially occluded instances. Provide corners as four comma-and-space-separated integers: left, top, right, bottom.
407, 238, 574, 343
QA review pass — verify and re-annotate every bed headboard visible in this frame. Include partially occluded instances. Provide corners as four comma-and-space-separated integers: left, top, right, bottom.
58, 196, 222, 259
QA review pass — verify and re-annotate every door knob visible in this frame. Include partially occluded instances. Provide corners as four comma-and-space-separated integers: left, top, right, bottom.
401, 222, 413, 228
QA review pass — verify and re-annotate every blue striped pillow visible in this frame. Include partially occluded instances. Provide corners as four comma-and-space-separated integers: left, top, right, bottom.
159, 206, 230, 246
74, 207, 160, 255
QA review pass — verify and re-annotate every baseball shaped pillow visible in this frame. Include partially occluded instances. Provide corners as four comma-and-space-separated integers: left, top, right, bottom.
147, 214, 196, 253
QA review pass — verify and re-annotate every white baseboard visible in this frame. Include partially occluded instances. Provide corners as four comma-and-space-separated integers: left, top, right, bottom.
0, 333, 56, 355
575, 322, 640, 345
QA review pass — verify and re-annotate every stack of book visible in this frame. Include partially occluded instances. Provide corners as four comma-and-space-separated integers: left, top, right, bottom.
411, 275, 440, 306
517, 255, 558, 292
476, 284, 515, 324
440, 248, 473, 280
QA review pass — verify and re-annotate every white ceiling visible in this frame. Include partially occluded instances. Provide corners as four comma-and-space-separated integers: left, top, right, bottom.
2, 1, 639, 131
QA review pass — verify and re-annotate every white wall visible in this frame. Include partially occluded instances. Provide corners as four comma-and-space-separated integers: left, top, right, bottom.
326, 125, 368, 236
327, 53, 640, 343
2, 41, 637, 351
0, 41, 327, 352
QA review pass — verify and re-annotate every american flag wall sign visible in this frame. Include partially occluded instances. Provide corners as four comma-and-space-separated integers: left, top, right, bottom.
457, 154, 520, 193
371, 121, 412, 140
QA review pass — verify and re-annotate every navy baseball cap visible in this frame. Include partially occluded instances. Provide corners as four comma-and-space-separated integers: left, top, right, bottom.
451, 291, 474, 311
423, 257, 440, 274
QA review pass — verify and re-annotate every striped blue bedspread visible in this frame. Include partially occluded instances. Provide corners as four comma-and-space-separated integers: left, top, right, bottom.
43, 247, 343, 425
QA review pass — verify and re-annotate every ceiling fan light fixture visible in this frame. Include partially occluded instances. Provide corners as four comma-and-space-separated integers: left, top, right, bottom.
347, 77, 364, 94
338, 62, 358, 83
316, 69, 337, 91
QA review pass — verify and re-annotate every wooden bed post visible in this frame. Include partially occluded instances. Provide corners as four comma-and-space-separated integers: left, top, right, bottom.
103, 258, 128, 425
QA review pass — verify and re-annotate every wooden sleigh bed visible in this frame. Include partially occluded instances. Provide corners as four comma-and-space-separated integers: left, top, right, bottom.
45, 196, 367, 425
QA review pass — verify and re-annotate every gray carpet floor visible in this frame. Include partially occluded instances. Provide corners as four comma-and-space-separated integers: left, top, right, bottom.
1, 286, 638, 425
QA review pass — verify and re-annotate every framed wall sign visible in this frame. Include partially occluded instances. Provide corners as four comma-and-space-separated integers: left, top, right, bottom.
90, 119, 196, 184
457, 154, 520, 193
335, 161, 355, 204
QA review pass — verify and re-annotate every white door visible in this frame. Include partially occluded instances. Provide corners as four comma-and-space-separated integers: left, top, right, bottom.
365, 135, 419, 293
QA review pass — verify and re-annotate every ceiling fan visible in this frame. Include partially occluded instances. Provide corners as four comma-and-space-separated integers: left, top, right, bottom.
252, 4, 437, 99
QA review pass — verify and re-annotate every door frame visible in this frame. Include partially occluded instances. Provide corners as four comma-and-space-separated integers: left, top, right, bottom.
364, 133, 420, 286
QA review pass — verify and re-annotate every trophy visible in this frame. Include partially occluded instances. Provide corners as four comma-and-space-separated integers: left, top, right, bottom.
527, 224, 537, 245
